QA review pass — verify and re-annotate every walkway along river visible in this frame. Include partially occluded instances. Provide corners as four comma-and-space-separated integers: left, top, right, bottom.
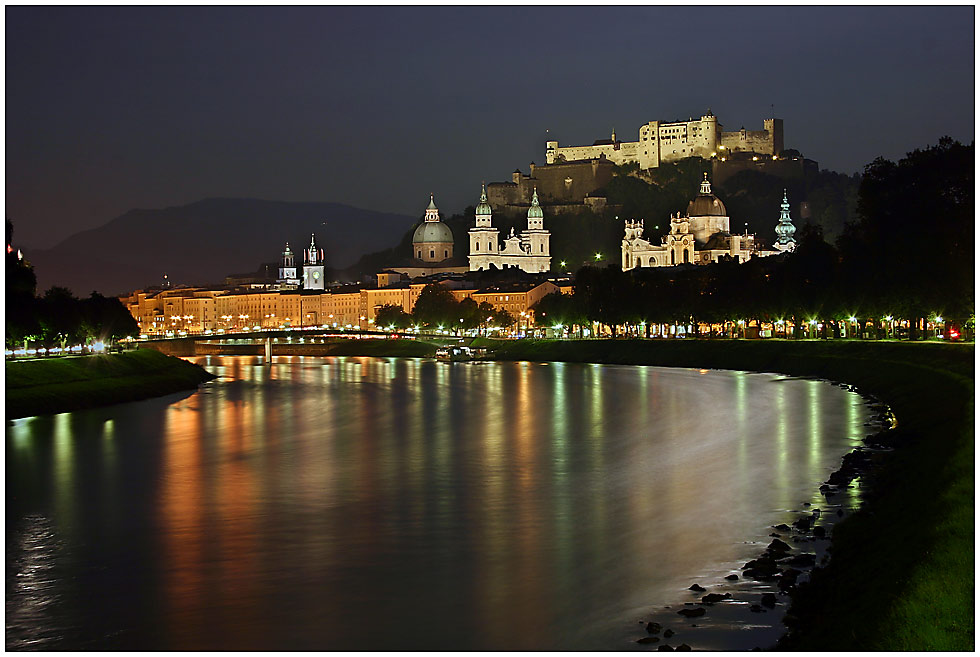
5, 355, 869, 650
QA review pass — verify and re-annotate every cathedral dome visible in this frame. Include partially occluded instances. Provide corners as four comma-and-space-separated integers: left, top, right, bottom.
687, 195, 727, 217
413, 221, 454, 244
686, 173, 727, 217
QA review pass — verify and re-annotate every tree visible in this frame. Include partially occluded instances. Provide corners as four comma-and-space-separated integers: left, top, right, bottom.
411, 284, 461, 329
375, 304, 413, 329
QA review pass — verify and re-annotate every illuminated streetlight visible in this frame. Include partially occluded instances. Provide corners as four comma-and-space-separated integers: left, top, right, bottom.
594, 252, 602, 261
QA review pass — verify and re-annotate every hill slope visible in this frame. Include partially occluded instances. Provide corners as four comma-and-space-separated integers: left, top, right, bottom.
27, 198, 417, 296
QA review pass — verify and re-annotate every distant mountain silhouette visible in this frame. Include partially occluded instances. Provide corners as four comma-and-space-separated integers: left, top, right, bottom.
26, 198, 417, 296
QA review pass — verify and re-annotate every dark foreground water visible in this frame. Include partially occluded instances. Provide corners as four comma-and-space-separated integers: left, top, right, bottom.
6, 356, 868, 650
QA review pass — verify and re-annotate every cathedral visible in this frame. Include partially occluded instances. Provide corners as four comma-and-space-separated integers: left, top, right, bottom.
468, 184, 551, 273
621, 174, 795, 271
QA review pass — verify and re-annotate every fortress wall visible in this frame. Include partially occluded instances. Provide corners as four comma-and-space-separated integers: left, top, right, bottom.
720, 129, 776, 154
527, 160, 615, 203
487, 182, 522, 207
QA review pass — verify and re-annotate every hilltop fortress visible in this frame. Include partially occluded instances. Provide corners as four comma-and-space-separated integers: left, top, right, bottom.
487, 111, 802, 216
545, 111, 783, 169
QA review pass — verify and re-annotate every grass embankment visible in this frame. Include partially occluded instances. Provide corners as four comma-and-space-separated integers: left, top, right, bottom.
6, 349, 216, 419
474, 338, 974, 651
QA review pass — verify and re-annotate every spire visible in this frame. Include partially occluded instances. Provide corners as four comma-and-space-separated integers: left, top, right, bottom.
475, 182, 493, 226
527, 187, 544, 229
305, 233, 323, 265
424, 194, 440, 222
700, 172, 712, 195
774, 189, 797, 251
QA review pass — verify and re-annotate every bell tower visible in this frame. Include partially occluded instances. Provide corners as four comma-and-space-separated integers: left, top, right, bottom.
302, 233, 325, 290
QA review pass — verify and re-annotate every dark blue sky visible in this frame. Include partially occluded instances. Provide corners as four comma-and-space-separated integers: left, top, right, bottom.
6, 6, 975, 248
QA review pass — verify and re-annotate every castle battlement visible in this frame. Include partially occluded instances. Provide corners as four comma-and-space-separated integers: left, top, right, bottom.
546, 112, 783, 169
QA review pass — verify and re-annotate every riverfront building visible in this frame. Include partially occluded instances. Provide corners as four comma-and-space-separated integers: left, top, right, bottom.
120, 277, 562, 336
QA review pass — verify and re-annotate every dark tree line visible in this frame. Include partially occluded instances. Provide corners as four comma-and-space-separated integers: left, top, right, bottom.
535, 139, 974, 339
6, 220, 139, 348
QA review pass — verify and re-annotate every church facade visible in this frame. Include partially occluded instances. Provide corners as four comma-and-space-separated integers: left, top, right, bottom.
621, 175, 795, 271
469, 184, 551, 273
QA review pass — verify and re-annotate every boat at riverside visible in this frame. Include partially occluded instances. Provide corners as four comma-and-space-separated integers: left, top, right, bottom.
435, 345, 473, 361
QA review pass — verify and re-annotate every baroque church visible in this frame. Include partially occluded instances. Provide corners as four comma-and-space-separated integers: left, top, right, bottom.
469, 184, 551, 273
621, 174, 796, 271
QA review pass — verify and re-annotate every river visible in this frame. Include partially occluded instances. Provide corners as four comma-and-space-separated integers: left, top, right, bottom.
6, 355, 869, 650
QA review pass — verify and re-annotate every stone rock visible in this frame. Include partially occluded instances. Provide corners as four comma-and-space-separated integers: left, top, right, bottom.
663, 629, 675, 638
769, 533, 781, 538
767, 538, 791, 553
778, 568, 801, 591
646, 622, 662, 635
813, 526, 826, 539
677, 607, 706, 618
701, 593, 728, 604
637, 636, 660, 644
773, 524, 792, 532
657, 645, 674, 651
760, 593, 777, 608
724, 574, 739, 581
688, 584, 706, 592
793, 516, 813, 531
749, 604, 765, 613
837, 509, 844, 517
676, 644, 692, 651
779, 553, 816, 567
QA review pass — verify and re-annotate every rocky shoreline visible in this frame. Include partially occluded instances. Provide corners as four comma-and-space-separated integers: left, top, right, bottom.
631, 384, 894, 651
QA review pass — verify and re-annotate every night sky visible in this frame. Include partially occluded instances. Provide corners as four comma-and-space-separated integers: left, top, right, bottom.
6, 6, 975, 249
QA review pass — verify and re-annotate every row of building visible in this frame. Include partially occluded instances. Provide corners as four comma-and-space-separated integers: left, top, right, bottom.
120, 274, 567, 336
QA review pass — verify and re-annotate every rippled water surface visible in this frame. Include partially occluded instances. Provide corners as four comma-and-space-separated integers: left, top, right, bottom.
6, 356, 868, 650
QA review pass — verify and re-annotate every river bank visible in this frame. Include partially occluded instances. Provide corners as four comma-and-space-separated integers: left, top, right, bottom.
473, 338, 973, 651
5, 349, 216, 419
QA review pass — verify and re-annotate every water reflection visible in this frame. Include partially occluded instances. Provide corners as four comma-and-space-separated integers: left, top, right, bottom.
6, 357, 868, 650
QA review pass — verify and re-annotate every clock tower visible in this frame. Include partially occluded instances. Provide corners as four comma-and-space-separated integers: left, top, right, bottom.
302, 233, 325, 290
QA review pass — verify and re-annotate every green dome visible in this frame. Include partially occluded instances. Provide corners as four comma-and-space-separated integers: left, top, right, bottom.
476, 183, 492, 216
527, 189, 544, 219
413, 221, 454, 244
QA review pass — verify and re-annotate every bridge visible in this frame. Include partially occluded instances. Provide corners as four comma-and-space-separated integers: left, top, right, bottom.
138, 327, 471, 359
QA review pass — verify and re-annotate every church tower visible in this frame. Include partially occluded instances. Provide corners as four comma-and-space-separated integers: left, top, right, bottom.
278, 242, 299, 287
774, 189, 797, 252
523, 188, 551, 272
302, 233, 325, 290
468, 183, 499, 271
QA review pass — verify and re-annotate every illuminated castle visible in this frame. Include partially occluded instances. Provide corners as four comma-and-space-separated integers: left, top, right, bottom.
546, 111, 783, 169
